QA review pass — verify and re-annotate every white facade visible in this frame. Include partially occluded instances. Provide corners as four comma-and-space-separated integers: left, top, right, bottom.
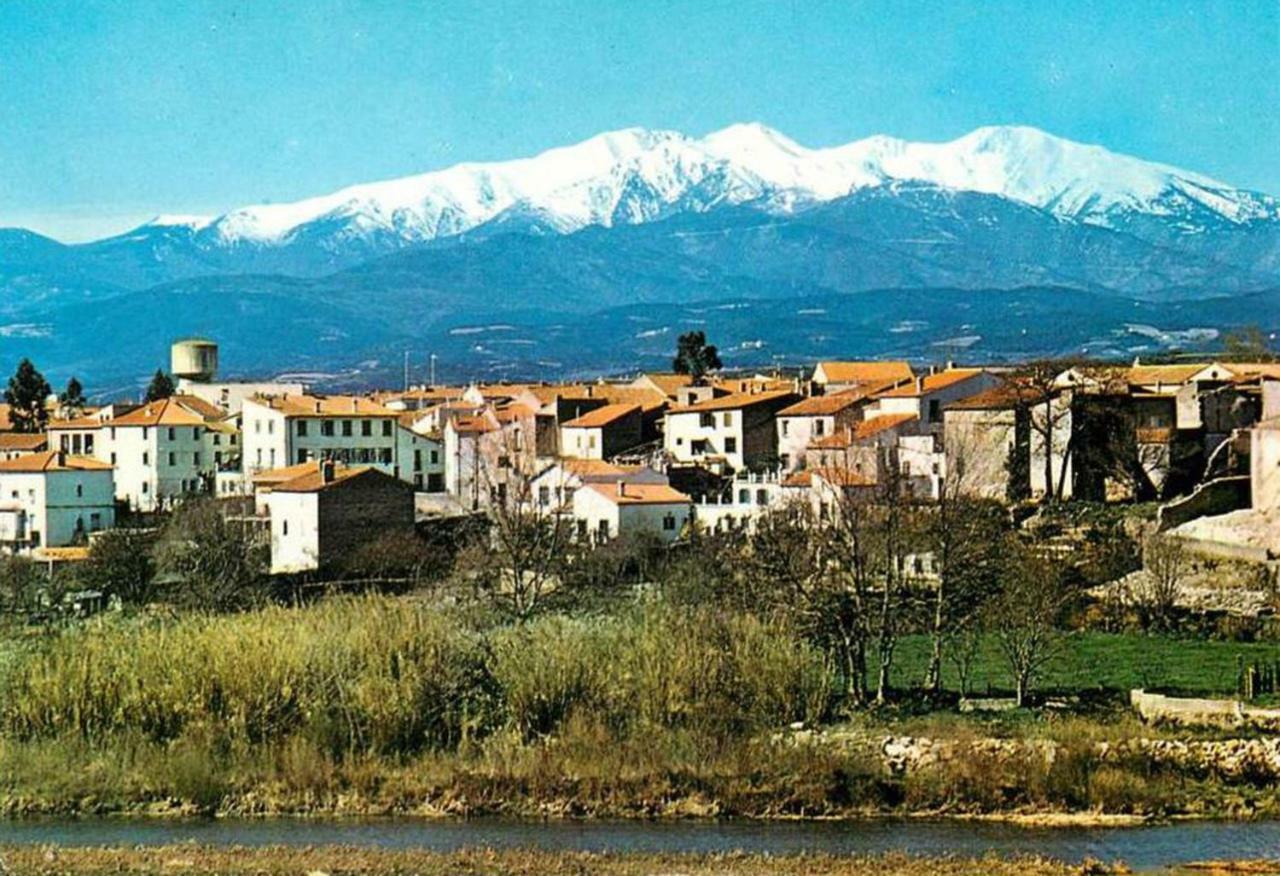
1252, 422, 1280, 513
0, 455, 115, 553
571, 483, 691, 544
241, 396, 400, 480
103, 420, 213, 511
177, 378, 307, 414
263, 490, 320, 574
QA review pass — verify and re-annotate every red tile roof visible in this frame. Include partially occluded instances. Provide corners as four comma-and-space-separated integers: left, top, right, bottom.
669, 389, 796, 414
583, 482, 690, 505
815, 361, 914, 385
875, 369, 986, 398
562, 403, 640, 429
0, 451, 112, 473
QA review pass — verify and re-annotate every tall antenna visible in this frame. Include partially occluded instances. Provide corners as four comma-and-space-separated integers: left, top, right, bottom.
403, 350, 409, 391
430, 353, 437, 387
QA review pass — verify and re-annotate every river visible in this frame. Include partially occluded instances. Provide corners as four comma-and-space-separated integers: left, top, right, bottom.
3, 817, 1280, 869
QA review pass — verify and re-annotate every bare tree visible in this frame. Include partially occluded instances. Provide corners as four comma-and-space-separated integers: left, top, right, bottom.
921, 460, 1006, 694
1139, 534, 1189, 633
987, 537, 1070, 707
467, 428, 572, 619
1010, 360, 1079, 503
154, 499, 269, 611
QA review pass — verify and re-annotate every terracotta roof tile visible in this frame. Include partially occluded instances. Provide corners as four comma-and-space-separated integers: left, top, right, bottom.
0, 450, 112, 473
251, 394, 397, 418
562, 403, 640, 429
875, 369, 986, 397
583, 482, 690, 505
669, 389, 797, 414
0, 433, 48, 452
815, 361, 914, 385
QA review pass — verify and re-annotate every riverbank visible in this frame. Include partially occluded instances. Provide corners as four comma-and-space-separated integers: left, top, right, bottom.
0, 846, 1120, 876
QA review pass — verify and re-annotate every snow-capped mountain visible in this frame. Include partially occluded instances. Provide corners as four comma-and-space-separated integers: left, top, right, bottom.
122, 123, 1279, 253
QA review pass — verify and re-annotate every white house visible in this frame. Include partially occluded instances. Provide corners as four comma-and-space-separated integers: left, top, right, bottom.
664, 389, 799, 471
869, 369, 999, 431
241, 394, 401, 480
559, 403, 643, 460
775, 390, 878, 472
528, 458, 667, 512
0, 451, 115, 554
571, 481, 692, 545
262, 461, 415, 574
811, 360, 914, 394
97, 395, 225, 512
0, 433, 47, 462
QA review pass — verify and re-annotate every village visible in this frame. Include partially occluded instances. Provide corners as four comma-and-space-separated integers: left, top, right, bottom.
1, 334, 1277, 581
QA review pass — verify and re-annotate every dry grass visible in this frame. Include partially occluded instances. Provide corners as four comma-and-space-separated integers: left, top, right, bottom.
0, 846, 1116, 875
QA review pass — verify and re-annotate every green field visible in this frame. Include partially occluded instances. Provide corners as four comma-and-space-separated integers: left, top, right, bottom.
889, 631, 1280, 699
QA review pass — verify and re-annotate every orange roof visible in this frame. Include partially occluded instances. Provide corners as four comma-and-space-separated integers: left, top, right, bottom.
271, 464, 402, 493
0, 450, 112, 473
1123, 364, 1208, 386
669, 389, 796, 414
713, 376, 794, 395
633, 373, 694, 398
583, 482, 690, 505
105, 396, 220, 428
525, 383, 668, 413
47, 415, 104, 430
779, 385, 887, 416
854, 413, 918, 438
450, 413, 498, 434
875, 369, 986, 398
945, 383, 1047, 411
252, 460, 325, 487
815, 361, 914, 385
251, 394, 397, 418
562, 403, 640, 429
0, 433, 48, 452
783, 466, 875, 488
494, 403, 537, 423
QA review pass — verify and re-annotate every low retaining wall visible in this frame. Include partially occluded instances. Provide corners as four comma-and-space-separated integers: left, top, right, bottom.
1130, 689, 1280, 729
1157, 475, 1251, 531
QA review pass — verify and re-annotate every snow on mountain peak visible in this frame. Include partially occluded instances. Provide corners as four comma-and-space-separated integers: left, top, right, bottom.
142, 123, 1276, 248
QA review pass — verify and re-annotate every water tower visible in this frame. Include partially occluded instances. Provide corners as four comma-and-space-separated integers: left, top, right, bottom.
170, 337, 219, 384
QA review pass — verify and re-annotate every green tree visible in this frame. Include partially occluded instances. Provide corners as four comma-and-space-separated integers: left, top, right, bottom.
155, 499, 268, 611
79, 528, 158, 606
4, 358, 52, 433
1222, 325, 1276, 362
672, 331, 722, 384
58, 376, 87, 415
144, 369, 175, 402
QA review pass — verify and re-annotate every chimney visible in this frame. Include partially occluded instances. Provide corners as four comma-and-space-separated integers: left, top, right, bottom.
616, 481, 625, 498
56, 450, 66, 467
915, 376, 924, 393
351, 398, 358, 412
946, 359, 955, 371
586, 385, 594, 398
321, 459, 335, 484
313, 400, 321, 414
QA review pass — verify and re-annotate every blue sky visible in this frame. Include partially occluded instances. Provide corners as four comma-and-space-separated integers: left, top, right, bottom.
2, 0, 1277, 241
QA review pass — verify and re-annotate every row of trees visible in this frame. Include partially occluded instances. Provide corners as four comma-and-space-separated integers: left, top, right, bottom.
3, 358, 178, 434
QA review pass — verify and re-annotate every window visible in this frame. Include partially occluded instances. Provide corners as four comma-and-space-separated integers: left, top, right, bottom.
321, 420, 334, 437
342, 420, 353, 437
538, 485, 550, 506
256, 449, 262, 466
282, 520, 289, 536
815, 419, 826, 437
110, 427, 117, 440
756, 489, 767, 505
270, 449, 277, 466
296, 449, 307, 464
193, 427, 201, 440
213, 434, 222, 446
414, 449, 422, 471
588, 434, 597, 449
194, 452, 201, 467
691, 439, 707, 455
781, 420, 789, 437
723, 412, 733, 427
597, 519, 609, 540
255, 420, 261, 434
297, 420, 308, 437
267, 420, 274, 435
168, 452, 176, 466
141, 482, 149, 495
110, 452, 117, 465
89, 512, 101, 530
928, 399, 941, 423
498, 455, 511, 469
780, 454, 790, 468
215, 452, 222, 465
142, 452, 150, 465
577, 520, 588, 539
76, 483, 83, 498
85, 435, 94, 454
379, 448, 392, 464
724, 437, 737, 453
381, 420, 392, 437
496, 482, 507, 505
738, 488, 749, 503
429, 450, 439, 465
142, 427, 149, 440
700, 413, 715, 428
362, 420, 373, 437
662, 513, 676, 531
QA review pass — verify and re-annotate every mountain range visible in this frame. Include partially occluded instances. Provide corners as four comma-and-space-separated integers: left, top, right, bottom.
2, 124, 1278, 393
